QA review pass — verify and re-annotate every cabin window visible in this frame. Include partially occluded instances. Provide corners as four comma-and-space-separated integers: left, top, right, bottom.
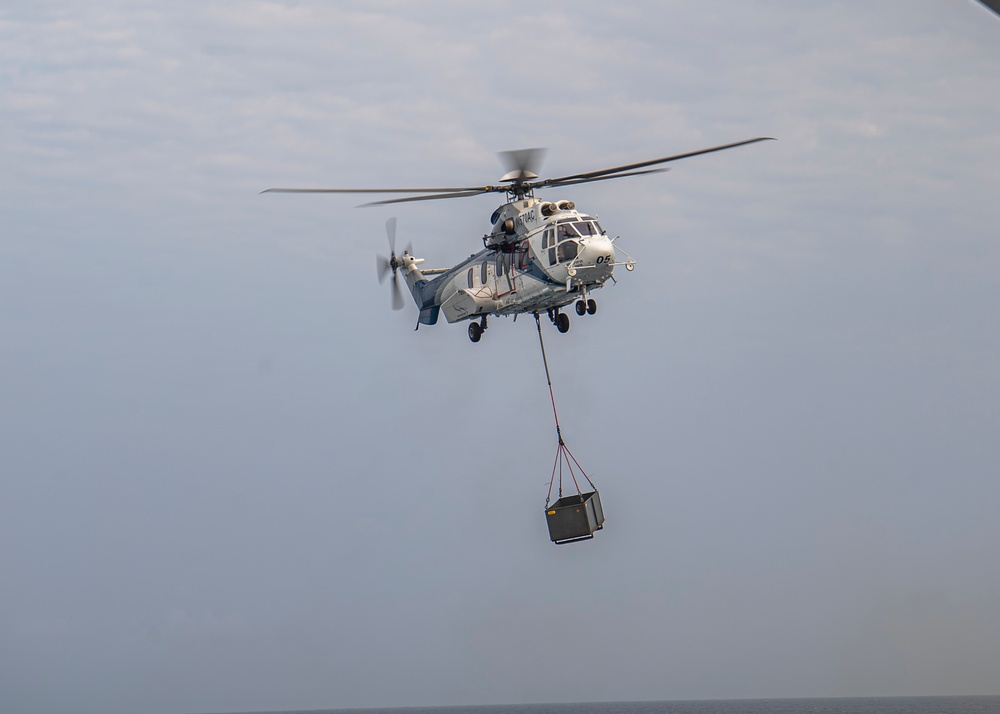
558, 240, 579, 262
467, 267, 474, 288
519, 243, 530, 269
480, 261, 488, 284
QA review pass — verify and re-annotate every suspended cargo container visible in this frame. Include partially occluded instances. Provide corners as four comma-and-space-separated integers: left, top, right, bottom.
545, 490, 604, 544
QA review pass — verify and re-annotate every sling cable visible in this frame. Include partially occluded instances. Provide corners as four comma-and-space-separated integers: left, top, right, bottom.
534, 311, 605, 544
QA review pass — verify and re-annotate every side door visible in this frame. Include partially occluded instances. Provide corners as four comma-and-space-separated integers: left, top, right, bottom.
494, 251, 517, 297
511, 241, 530, 294
479, 259, 495, 299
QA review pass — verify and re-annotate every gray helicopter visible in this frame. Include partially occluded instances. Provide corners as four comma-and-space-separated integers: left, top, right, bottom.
264, 137, 772, 342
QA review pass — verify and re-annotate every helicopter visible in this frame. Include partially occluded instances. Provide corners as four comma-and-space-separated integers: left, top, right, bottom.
264, 137, 773, 342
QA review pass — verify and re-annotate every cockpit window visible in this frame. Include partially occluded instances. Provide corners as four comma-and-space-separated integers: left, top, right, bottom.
548, 222, 585, 264
579, 216, 605, 235
557, 223, 578, 241
545, 221, 583, 263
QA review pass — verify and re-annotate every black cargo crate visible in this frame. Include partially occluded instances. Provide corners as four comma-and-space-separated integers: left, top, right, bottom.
545, 490, 605, 544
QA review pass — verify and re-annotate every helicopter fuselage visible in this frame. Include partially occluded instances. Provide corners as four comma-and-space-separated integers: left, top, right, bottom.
396, 196, 631, 330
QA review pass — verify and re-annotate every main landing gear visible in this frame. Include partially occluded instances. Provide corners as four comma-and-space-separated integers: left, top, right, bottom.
550, 298, 597, 334
546, 308, 572, 334
470, 300, 597, 343
468, 315, 488, 343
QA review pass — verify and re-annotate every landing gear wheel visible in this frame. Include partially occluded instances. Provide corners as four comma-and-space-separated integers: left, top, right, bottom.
468, 322, 483, 343
556, 312, 570, 333
586, 299, 597, 315
575, 300, 587, 316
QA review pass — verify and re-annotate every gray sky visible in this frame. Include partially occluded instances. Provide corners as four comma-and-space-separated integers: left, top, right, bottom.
2, 2, 1000, 713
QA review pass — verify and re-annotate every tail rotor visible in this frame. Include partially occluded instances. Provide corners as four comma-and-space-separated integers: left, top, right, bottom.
376, 217, 410, 311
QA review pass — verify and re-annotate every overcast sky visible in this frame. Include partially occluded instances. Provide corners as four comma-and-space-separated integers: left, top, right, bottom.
2, 2, 1000, 713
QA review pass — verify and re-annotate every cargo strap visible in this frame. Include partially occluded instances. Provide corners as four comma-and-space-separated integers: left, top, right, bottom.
534, 312, 597, 507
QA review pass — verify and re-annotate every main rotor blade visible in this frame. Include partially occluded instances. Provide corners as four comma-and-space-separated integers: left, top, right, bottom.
261, 186, 490, 195
359, 188, 499, 207
975, 0, 1000, 17
535, 137, 774, 187
542, 167, 669, 189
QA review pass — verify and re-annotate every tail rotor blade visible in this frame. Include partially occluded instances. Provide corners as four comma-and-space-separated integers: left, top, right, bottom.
377, 216, 407, 310
376, 254, 391, 284
391, 273, 404, 311
385, 216, 397, 255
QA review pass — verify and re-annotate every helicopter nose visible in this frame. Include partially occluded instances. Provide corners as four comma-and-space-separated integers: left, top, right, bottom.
580, 235, 615, 273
